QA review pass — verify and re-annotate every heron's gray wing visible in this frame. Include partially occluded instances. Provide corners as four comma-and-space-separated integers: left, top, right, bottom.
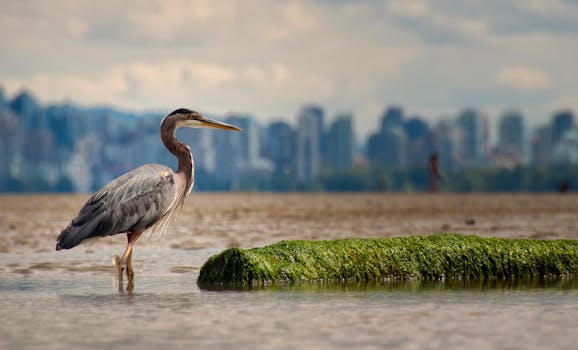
56, 164, 176, 250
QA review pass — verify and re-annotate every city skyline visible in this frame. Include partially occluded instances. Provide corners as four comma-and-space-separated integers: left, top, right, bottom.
1, 87, 576, 193
2, 83, 574, 146
1, 1, 577, 139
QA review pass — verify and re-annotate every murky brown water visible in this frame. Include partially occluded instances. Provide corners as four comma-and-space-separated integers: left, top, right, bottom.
1, 193, 578, 349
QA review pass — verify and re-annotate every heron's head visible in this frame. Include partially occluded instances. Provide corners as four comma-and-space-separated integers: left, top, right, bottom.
168, 108, 242, 131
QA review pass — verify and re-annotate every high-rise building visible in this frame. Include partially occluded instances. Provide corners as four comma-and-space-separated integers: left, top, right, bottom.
531, 125, 552, 166
0, 87, 7, 111
552, 128, 578, 164
263, 121, 297, 176
327, 113, 354, 170
367, 127, 407, 169
213, 114, 272, 189
9, 91, 42, 131
381, 106, 403, 132
226, 115, 259, 163
296, 105, 324, 182
0, 110, 24, 188
212, 115, 248, 181
551, 110, 575, 145
433, 119, 462, 171
404, 116, 431, 167
497, 111, 526, 165
46, 105, 76, 154
367, 106, 408, 169
456, 109, 488, 167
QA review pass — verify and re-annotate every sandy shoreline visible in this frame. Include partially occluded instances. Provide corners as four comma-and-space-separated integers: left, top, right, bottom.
2, 193, 578, 251
0, 193, 577, 275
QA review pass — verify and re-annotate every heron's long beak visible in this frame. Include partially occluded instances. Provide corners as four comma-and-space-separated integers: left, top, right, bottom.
199, 117, 242, 131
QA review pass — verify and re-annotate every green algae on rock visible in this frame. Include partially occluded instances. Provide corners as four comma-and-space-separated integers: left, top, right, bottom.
197, 234, 578, 286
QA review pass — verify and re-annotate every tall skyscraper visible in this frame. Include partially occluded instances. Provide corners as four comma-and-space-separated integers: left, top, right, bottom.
433, 119, 462, 171
381, 106, 404, 132
404, 116, 431, 167
367, 106, 407, 169
552, 128, 578, 164
497, 111, 526, 165
456, 109, 488, 167
0, 87, 7, 111
551, 110, 575, 145
367, 127, 407, 169
264, 121, 297, 176
213, 115, 243, 181
212, 114, 272, 189
296, 105, 324, 182
327, 113, 354, 170
531, 125, 552, 166
367, 129, 407, 169
226, 115, 259, 164
0, 110, 24, 188
9, 91, 42, 131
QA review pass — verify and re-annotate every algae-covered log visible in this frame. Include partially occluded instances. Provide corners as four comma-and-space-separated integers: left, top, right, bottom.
198, 234, 578, 285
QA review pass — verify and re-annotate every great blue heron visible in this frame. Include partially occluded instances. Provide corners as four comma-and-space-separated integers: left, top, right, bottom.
56, 108, 241, 291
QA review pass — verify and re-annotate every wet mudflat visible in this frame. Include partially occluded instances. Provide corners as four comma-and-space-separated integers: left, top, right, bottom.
1, 193, 578, 349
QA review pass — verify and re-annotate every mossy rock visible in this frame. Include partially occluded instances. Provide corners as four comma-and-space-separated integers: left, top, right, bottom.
197, 234, 578, 286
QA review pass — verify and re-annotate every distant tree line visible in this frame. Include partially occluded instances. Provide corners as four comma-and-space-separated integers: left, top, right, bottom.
193, 164, 578, 193
2, 155, 576, 195
319, 164, 578, 193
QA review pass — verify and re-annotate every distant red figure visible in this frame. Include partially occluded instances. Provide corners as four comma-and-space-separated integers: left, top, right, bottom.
559, 180, 570, 193
428, 152, 441, 193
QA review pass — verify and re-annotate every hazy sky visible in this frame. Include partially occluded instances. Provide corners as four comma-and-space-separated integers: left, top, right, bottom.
1, 0, 577, 137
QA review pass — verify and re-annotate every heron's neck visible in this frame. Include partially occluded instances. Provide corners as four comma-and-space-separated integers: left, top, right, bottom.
161, 120, 194, 192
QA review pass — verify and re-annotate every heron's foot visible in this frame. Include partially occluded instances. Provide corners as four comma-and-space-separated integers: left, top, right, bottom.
112, 255, 125, 292
112, 255, 122, 267
112, 255, 135, 293
113, 255, 132, 274
126, 271, 135, 293
125, 257, 135, 293
126, 264, 134, 279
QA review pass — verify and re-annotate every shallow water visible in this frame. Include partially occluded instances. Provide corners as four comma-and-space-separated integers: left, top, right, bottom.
2, 194, 578, 349
1, 248, 578, 350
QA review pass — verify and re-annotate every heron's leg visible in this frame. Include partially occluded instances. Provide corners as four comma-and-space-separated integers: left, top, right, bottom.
125, 230, 143, 293
126, 249, 135, 293
118, 229, 144, 269
125, 244, 135, 293
112, 255, 123, 292
111, 230, 143, 292
118, 230, 144, 286
126, 248, 133, 279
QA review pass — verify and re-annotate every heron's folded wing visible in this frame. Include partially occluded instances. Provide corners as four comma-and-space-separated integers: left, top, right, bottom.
56, 164, 175, 249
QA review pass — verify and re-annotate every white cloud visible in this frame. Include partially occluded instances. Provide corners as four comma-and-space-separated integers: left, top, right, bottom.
495, 65, 553, 91
123, 0, 236, 43
386, 0, 430, 18
4, 60, 335, 115
65, 19, 89, 38
282, 1, 319, 32
1, 0, 418, 133
1, 0, 577, 137
514, 0, 578, 17
5, 61, 236, 109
